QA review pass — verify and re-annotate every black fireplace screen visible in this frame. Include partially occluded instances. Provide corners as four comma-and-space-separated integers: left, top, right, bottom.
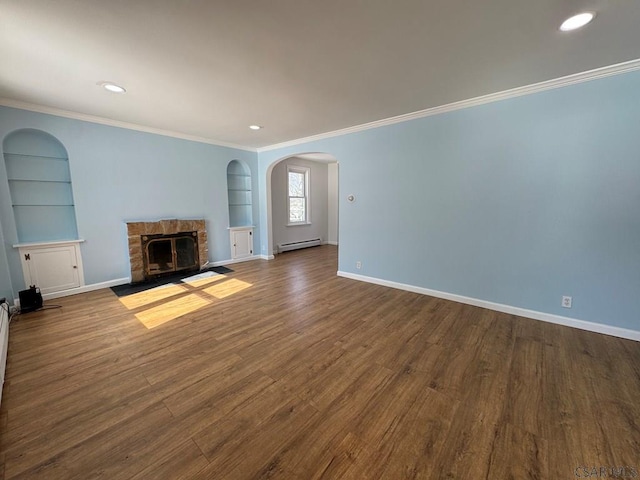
142, 231, 199, 277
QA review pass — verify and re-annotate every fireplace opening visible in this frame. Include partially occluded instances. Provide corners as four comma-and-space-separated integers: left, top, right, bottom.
142, 231, 199, 278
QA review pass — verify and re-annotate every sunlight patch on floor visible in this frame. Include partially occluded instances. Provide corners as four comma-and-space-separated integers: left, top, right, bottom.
135, 294, 212, 329
181, 273, 226, 288
203, 278, 253, 299
119, 283, 188, 310
123, 272, 252, 329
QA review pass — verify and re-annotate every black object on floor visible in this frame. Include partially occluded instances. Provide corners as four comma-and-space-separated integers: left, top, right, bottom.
110, 266, 234, 297
19, 285, 44, 313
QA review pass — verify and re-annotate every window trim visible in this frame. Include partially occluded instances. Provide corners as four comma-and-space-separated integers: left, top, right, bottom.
286, 165, 311, 226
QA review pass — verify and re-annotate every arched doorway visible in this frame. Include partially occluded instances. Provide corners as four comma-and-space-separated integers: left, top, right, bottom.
266, 152, 338, 257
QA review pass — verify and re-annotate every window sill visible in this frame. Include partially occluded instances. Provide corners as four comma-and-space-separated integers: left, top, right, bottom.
287, 222, 312, 227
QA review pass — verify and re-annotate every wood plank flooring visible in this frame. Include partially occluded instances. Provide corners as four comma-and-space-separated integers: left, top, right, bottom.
0, 245, 638, 479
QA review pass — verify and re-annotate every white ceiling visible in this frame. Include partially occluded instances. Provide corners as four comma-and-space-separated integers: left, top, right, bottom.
1, 0, 639, 149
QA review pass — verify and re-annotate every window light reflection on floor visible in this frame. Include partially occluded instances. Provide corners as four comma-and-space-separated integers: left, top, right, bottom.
182, 274, 225, 288
119, 283, 189, 310
118, 272, 253, 329
135, 294, 212, 329
202, 278, 252, 299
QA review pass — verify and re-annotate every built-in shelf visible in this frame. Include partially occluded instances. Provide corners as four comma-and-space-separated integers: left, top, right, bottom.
4, 152, 68, 161
8, 179, 71, 184
4, 129, 79, 243
13, 239, 85, 248
227, 160, 253, 228
13, 204, 75, 207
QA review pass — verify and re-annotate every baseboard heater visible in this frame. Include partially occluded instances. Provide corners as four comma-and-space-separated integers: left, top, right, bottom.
278, 238, 321, 253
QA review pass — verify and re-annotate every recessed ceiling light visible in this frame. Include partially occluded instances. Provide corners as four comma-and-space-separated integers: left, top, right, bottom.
249, 125, 262, 130
560, 12, 595, 31
98, 81, 126, 93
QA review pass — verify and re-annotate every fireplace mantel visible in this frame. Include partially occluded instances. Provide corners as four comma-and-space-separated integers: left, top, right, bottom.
126, 219, 208, 282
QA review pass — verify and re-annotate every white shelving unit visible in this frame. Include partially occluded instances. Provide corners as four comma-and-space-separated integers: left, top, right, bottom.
3, 131, 78, 243
227, 161, 254, 259
227, 160, 253, 228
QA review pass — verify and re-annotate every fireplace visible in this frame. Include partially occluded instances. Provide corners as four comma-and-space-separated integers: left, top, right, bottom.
126, 219, 208, 283
142, 231, 199, 277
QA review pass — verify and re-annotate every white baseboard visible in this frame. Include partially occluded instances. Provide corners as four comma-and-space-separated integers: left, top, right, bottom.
337, 271, 640, 342
211, 255, 269, 266
14, 277, 130, 306
327, 241, 339, 246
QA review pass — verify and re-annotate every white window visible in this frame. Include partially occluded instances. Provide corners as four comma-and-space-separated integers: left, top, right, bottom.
287, 166, 310, 225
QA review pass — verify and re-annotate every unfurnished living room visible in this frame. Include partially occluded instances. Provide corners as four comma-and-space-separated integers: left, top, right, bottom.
0, 1, 639, 479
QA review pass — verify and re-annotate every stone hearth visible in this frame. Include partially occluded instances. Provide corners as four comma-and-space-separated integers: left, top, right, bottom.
126, 219, 208, 282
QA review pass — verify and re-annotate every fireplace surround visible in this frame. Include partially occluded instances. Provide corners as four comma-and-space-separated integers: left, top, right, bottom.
126, 219, 208, 283
142, 231, 199, 277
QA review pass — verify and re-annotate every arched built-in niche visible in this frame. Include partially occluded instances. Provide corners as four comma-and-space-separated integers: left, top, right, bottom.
227, 160, 252, 227
3, 129, 79, 243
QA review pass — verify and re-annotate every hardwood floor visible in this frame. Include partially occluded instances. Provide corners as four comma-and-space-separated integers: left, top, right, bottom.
0, 245, 638, 479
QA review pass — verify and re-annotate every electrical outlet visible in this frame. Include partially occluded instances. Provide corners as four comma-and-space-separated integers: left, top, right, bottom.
356, 261, 362, 270
562, 296, 572, 308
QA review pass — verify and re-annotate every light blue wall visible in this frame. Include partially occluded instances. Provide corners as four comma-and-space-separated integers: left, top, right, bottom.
2, 69, 638, 330
258, 70, 640, 331
0, 107, 258, 299
0, 223, 12, 303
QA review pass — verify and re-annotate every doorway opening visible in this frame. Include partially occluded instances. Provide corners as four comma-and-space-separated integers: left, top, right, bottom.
266, 152, 338, 262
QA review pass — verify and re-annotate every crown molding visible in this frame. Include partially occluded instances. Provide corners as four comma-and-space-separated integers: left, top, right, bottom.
0, 98, 257, 153
258, 58, 640, 153
3, 58, 639, 155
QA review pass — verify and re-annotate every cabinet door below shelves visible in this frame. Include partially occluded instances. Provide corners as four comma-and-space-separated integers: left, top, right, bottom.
21, 245, 81, 294
230, 228, 253, 259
